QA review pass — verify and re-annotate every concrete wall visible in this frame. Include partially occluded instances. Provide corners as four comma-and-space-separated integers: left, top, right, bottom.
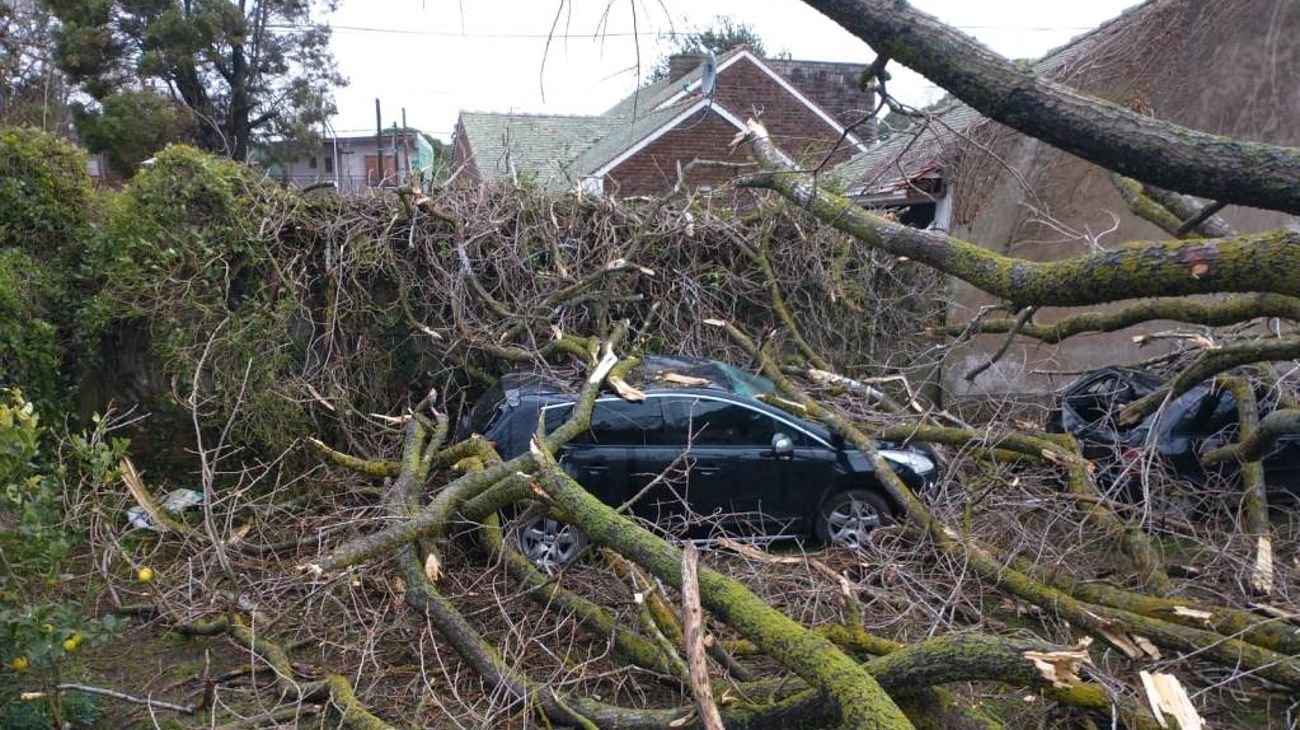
941, 0, 1300, 399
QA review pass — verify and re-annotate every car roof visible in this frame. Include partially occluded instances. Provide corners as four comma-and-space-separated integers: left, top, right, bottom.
1065, 366, 1165, 393
498, 355, 765, 399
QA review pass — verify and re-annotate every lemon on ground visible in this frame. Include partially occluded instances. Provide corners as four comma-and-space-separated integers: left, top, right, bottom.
137, 566, 154, 583
10, 656, 28, 672
62, 634, 82, 653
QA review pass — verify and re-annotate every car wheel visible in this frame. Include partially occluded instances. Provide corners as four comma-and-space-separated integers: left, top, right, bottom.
815, 488, 893, 549
509, 513, 588, 574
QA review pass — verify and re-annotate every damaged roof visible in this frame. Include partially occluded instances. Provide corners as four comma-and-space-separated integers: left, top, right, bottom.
831, 0, 1159, 198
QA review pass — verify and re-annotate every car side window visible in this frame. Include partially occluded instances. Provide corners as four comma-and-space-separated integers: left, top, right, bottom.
544, 400, 665, 446
662, 397, 784, 446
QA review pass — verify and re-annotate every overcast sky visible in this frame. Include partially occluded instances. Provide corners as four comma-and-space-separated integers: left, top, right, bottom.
324, 0, 1138, 140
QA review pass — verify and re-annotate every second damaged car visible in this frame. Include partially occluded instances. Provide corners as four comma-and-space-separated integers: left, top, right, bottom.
1047, 366, 1300, 499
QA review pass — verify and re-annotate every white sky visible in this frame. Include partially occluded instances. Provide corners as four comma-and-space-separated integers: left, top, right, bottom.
324, 0, 1138, 140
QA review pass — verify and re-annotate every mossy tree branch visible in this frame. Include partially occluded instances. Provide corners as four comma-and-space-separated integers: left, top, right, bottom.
530, 444, 917, 730
1200, 407, 1300, 466
737, 122, 1300, 308
1112, 176, 1236, 239
931, 293, 1300, 344
1118, 336, 1300, 426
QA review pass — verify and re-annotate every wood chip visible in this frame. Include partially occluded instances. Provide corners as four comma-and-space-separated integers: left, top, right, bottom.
1095, 624, 1145, 660
1140, 671, 1205, 730
1170, 606, 1214, 626
588, 345, 619, 384
669, 712, 696, 728
609, 376, 646, 402
423, 553, 441, 582
1246, 602, 1300, 625
1133, 634, 1162, 660
1023, 638, 1091, 688
1250, 535, 1274, 595
661, 372, 711, 387
225, 523, 252, 546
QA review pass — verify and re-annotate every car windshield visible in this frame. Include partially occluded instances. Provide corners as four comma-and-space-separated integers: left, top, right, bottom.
713, 361, 776, 397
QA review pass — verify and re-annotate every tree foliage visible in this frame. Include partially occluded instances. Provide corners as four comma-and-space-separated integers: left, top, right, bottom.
649, 16, 772, 82
0, 1, 71, 131
71, 89, 195, 177
45, 0, 345, 161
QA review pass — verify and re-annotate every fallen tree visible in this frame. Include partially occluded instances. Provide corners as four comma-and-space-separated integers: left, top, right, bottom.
7, 2, 1300, 728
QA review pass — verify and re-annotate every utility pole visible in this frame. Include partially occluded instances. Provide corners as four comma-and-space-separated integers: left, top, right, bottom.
374, 98, 384, 187
392, 121, 401, 185
401, 107, 408, 181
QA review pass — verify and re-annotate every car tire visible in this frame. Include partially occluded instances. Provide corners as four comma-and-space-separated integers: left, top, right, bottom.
507, 512, 588, 574
815, 488, 893, 549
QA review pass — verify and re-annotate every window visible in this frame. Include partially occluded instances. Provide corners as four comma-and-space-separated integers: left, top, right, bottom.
324, 155, 334, 174
663, 398, 779, 446
544, 400, 665, 445
308, 156, 317, 169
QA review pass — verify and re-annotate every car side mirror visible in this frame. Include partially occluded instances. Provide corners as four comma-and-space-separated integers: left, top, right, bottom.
771, 432, 794, 456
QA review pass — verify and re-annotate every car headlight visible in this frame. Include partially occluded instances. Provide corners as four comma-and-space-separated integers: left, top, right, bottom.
880, 449, 935, 474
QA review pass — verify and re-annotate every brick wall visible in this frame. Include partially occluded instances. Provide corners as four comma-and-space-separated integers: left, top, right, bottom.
714, 60, 858, 167
606, 57, 861, 197
765, 58, 875, 133
604, 109, 745, 197
450, 120, 480, 185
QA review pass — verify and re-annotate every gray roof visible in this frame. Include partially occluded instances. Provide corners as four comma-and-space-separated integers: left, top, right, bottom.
831, 0, 1156, 196
573, 104, 686, 175
456, 112, 624, 190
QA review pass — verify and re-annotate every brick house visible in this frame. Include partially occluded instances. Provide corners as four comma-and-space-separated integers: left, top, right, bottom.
831, 0, 1300, 399
450, 47, 874, 196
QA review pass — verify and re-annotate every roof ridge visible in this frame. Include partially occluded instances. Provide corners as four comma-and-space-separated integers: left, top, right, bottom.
459, 110, 610, 121
765, 58, 870, 69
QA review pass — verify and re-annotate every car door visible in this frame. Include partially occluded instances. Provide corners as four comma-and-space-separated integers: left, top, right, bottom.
545, 399, 661, 507
658, 395, 791, 536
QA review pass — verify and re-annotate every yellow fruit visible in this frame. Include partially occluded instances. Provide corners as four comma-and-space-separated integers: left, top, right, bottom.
41, 623, 54, 634
136, 567, 154, 583
10, 656, 28, 672
62, 634, 82, 653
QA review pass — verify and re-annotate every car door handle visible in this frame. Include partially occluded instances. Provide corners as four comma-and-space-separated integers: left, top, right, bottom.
585, 464, 609, 473
695, 466, 721, 475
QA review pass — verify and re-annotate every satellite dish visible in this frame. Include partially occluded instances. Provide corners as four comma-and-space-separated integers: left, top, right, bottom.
700, 52, 718, 98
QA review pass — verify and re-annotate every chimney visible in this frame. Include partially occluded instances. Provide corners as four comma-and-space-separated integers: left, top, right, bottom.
668, 54, 704, 82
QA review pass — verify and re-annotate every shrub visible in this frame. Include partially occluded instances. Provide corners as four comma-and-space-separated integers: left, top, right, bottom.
0, 390, 127, 727
0, 126, 92, 257
0, 251, 62, 411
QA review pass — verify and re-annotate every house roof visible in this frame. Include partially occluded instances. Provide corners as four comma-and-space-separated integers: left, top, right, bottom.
456, 47, 874, 191
573, 104, 697, 177
455, 111, 623, 189
831, 0, 1156, 197
603, 46, 751, 119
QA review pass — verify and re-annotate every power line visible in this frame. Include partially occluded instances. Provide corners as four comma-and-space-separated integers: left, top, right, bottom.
269, 23, 1092, 39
